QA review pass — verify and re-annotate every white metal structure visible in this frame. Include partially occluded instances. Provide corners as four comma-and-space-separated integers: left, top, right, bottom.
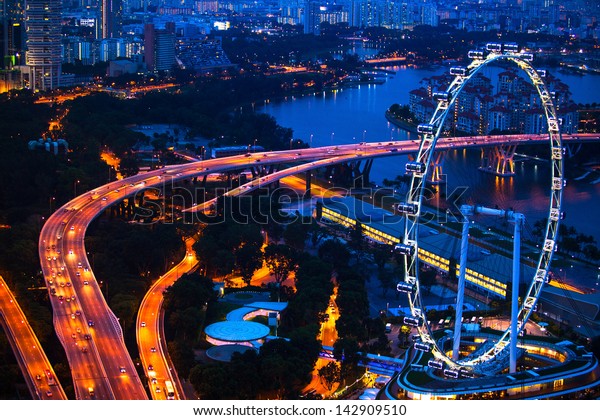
398, 46, 564, 374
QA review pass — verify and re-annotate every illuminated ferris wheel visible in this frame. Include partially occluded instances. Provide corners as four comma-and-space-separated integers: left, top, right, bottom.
395, 43, 564, 376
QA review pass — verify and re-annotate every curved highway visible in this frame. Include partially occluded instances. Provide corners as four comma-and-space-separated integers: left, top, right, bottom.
38, 134, 599, 399
0, 276, 67, 400
136, 238, 197, 400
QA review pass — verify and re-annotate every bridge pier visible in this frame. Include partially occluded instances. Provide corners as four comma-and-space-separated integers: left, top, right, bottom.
407, 152, 446, 184
479, 144, 517, 176
565, 143, 581, 158
428, 151, 446, 184
353, 159, 373, 186
323, 160, 372, 188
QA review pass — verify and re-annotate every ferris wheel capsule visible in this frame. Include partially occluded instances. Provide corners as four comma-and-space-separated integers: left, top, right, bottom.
414, 341, 432, 352
449, 67, 468, 76
428, 359, 444, 370
396, 282, 416, 293
485, 42, 503, 52
503, 43, 520, 53
467, 50, 486, 60
520, 52, 534, 62
417, 123, 435, 134
395, 202, 418, 215
432, 91, 451, 102
394, 243, 415, 256
403, 316, 422, 327
405, 161, 426, 174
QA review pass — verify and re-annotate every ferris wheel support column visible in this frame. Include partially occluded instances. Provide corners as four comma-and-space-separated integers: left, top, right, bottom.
452, 210, 471, 360
510, 213, 525, 373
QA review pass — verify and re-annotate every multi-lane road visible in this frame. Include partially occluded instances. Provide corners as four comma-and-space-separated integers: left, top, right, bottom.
34, 133, 598, 399
0, 276, 67, 400
137, 239, 197, 400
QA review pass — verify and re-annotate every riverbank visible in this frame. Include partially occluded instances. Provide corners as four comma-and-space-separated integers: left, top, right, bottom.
384, 110, 418, 133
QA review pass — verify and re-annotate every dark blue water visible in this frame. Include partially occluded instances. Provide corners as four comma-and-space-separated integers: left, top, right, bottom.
259, 65, 600, 240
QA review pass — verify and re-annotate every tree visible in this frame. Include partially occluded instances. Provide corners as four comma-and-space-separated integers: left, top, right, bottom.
189, 364, 232, 399
372, 243, 392, 269
283, 215, 309, 250
348, 223, 365, 261
318, 238, 350, 270
378, 269, 394, 297
308, 218, 327, 247
398, 325, 411, 347
264, 243, 297, 286
318, 362, 341, 391
167, 339, 197, 378
235, 242, 263, 285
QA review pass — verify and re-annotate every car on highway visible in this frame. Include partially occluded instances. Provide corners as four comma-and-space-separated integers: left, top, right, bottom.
46, 390, 53, 397
140, 321, 146, 327
150, 347, 157, 353
147, 364, 154, 371
36, 374, 41, 381
119, 367, 126, 373
155, 386, 161, 393
84, 334, 91, 340
88, 320, 94, 327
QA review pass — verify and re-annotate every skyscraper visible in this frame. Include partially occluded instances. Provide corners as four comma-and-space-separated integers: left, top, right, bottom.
25, 0, 62, 90
144, 23, 175, 72
2, 0, 24, 69
102, 0, 122, 39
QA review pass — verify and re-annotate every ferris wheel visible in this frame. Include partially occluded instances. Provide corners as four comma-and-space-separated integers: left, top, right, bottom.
395, 43, 564, 375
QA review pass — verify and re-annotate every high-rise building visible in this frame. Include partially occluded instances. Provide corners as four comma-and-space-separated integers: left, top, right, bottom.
304, 2, 349, 35
304, 0, 320, 34
102, 0, 122, 39
144, 23, 175, 72
2, 0, 25, 69
25, 0, 62, 90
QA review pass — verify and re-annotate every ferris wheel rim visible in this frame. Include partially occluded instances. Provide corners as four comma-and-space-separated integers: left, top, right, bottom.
400, 50, 564, 372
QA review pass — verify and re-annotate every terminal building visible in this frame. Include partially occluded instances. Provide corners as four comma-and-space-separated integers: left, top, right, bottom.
316, 196, 600, 334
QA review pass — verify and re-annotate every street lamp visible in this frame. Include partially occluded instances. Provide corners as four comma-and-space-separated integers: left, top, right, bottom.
73, 180, 80, 197
49, 196, 55, 212
363, 130, 367, 142
289, 138, 293, 150
309, 134, 313, 148
330, 132, 334, 145
253, 139, 257, 153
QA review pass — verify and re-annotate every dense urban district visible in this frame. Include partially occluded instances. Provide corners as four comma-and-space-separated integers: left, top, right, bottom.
1, 0, 600, 402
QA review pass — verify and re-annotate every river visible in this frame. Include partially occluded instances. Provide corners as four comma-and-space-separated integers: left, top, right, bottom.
258, 64, 600, 241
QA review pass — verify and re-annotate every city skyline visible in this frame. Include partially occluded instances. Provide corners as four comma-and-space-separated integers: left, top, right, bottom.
1, 0, 600, 404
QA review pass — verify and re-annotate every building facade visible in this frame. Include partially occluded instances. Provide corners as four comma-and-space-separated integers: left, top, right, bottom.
25, 0, 62, 90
